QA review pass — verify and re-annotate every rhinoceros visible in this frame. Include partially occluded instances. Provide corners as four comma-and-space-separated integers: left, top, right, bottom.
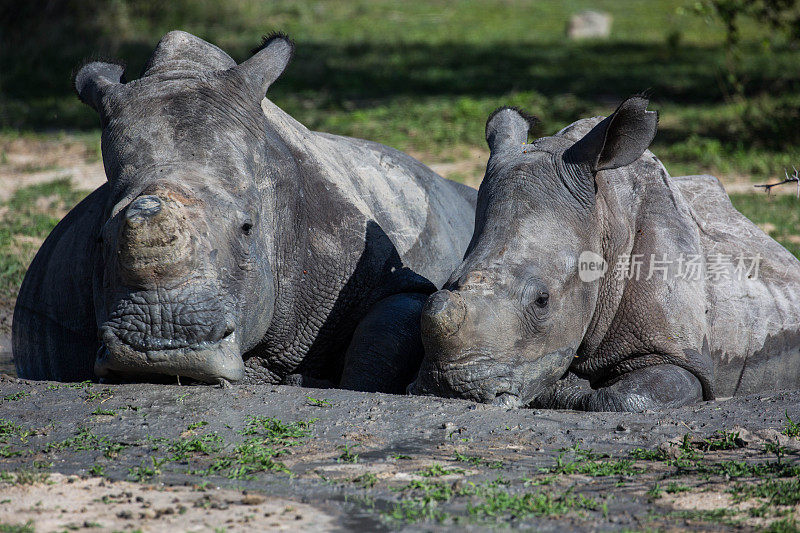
12, 31, 476, 391
409, 96, 800, 411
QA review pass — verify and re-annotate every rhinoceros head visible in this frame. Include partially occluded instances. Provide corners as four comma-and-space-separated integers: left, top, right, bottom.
74, 31, 293, 384
410, 97, 658, 407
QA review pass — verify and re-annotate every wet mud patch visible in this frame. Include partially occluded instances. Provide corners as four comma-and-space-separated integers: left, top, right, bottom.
0, 377, 799, 531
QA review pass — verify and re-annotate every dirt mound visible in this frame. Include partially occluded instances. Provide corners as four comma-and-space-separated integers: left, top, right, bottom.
1, 378, 798, 531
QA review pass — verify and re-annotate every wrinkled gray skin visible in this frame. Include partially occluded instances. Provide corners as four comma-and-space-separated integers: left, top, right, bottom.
410, 96, 800, 411
12, 31, 476, 391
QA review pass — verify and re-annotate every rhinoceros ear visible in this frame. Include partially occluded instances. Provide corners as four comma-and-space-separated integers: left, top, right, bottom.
74, 61, 125, 112
564, 96, 658, 172
485, 107, 538, 153
233, 32, 294, 98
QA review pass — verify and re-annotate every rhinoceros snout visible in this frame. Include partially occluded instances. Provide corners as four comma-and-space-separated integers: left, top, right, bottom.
421, 290, 467, 339
117, 190, 194, 284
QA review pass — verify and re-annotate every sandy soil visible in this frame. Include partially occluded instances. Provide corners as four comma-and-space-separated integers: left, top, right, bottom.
0, 474, 336, 532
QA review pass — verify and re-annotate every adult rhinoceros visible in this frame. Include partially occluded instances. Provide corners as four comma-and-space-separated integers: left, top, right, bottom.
410, 96, 800, 411
12, 31, 476, 391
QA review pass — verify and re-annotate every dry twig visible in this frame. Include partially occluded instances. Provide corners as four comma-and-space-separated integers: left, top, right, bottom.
754, 166, 800, 197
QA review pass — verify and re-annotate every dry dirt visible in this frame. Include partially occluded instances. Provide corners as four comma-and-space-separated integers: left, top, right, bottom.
0, 473, 337, 532
0, 377, 799, 532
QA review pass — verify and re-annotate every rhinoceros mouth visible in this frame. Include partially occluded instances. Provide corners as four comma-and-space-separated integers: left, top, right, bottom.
408, 355, 522, 404
94, 330, 244, 384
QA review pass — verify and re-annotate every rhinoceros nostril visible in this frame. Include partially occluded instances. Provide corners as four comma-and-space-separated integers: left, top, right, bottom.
422, 290, 467, 338
125, 195, 163, 225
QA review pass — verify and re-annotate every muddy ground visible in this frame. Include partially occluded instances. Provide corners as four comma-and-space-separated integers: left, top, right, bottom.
0, 376, 799, 532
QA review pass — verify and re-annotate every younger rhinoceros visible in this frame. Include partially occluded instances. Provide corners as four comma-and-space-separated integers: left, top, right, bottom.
12, 31, 476, 390
410, 96, 800, 411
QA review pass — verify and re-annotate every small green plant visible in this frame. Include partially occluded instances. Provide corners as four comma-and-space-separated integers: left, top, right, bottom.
629, 447, 667, 461
46, 427, 127, 459
764, 517, 800, 533
548, 450, 640, 477
190, 417, 317, 480
647, 483, 664, 499
0, 446, 21, 458
2, 391, 30, 402
128, 456, 167, 482
89, 464, 105, 477
416, 463, 464, 477
732, 477, 800, 506
352, 472, 378, 488
764, 441, 788, 460
0, 420, 31, 444
453, 451, 504, 469
83, 387, 113, 402
338, 444, 359, 464
466, 488, 600, 521
65, 381, 92, 390
168, 433, 224, 461
306, 396, 331, 407
783, 411, 800, 438
665, 482, 691, 494
697, 430, 746, 451
0, 520, 35, 533
90, 408, 116, 416
8, 469, 49, 485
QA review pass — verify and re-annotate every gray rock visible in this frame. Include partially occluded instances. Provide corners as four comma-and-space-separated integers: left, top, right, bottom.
567, 10, 612, 40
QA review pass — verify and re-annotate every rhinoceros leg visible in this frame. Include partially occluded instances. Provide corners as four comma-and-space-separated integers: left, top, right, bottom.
339, 292, 428, 394
532, 365, 703, 412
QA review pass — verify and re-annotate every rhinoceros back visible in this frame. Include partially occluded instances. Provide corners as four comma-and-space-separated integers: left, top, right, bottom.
672, 174, 800, 396
314, 132, 476, 287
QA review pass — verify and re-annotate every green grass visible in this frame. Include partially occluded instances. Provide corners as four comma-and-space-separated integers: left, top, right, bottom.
549, 446, 641, 477
1, 391, 30, 402
783, 411, 800, 438
695, 430, 747, 452
415, 463, 464, 477
2, 0, 798, 180
0, 178, 90, 299
351, 472, 378, 488
45, 427, 127, 459
730, 193, 800, 259
189, 417, 316, 480
0, 419, 32, 444
337, 444, 360, 464
388, 476, 601, 524
0, 521, 35, 533
765, 518, 800, 533
306, 396, 332, 407
732, 478, 800, 506
0, 469, 49, 486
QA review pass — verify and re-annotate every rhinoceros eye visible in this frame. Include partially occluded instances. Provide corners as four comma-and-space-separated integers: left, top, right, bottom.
241, 220, 253, 236
534, 291, 549, 308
